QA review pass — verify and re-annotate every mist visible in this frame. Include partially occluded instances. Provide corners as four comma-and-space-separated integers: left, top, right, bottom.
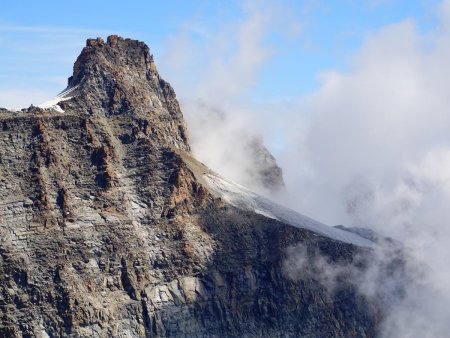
159, 1, 300, 195
160, 1, 450, 337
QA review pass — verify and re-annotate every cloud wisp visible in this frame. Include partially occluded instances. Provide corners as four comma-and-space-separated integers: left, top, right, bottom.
159, 1, 302, 195
162, 1, 450, 337
283, 4, 450, 335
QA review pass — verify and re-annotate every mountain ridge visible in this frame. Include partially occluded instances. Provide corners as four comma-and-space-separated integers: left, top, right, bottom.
0, 35, 403, 337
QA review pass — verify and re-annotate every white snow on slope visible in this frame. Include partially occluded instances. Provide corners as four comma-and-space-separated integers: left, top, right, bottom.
203, 173, 374, 247
38, 86, 78, 112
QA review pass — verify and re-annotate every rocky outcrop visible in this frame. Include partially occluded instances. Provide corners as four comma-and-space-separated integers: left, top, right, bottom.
245, 137, 285, 192
61, 35, 189, 152
0, 36, 404, 337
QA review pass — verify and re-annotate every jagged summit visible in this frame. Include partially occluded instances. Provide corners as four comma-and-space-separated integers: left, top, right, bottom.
66, 35, 161, 104
69, 36, 156, 88
55, 35, 190, 151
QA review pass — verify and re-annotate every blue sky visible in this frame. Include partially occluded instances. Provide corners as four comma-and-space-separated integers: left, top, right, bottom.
0, 0, 442, 107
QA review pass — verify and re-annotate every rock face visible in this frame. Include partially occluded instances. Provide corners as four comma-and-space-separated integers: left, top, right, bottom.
245, 137, 285, 192
62, 35, 189, 151
0, 36, 402, 337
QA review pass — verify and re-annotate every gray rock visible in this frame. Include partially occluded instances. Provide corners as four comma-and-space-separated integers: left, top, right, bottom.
246, 136, 285, 192
23, 198, 33, 207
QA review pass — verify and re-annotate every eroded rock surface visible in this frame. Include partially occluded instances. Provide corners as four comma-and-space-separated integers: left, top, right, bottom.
0, 36, 402, 337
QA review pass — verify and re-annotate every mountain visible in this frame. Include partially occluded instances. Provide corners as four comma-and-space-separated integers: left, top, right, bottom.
245, 136, 285, 192
0, 36, 404, 337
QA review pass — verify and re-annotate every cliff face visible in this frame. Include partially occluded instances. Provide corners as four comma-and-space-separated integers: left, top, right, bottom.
62, 36, 189, 151
245, 137, 285, 192
0, 36, 400, 337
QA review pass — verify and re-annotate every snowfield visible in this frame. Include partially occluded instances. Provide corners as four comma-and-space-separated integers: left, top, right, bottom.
38, 85, 78, 112
203, 173, 374, 247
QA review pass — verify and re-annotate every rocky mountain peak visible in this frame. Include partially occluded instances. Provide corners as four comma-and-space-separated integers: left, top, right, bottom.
246, 137, 285, 192
60, 35, 190, 151
69, 35, 156, 87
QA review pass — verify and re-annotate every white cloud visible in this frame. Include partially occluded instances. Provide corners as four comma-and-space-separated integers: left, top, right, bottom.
162, 1, 450, 336
273, 5, 450, 336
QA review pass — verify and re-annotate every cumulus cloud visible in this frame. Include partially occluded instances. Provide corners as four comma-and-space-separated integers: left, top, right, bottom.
162, 0, 450, 336
277, 3, 450, 335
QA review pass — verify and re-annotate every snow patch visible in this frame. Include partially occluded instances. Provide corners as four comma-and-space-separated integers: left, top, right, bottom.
203, 173, 374, 247
38, 85, 78, 112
